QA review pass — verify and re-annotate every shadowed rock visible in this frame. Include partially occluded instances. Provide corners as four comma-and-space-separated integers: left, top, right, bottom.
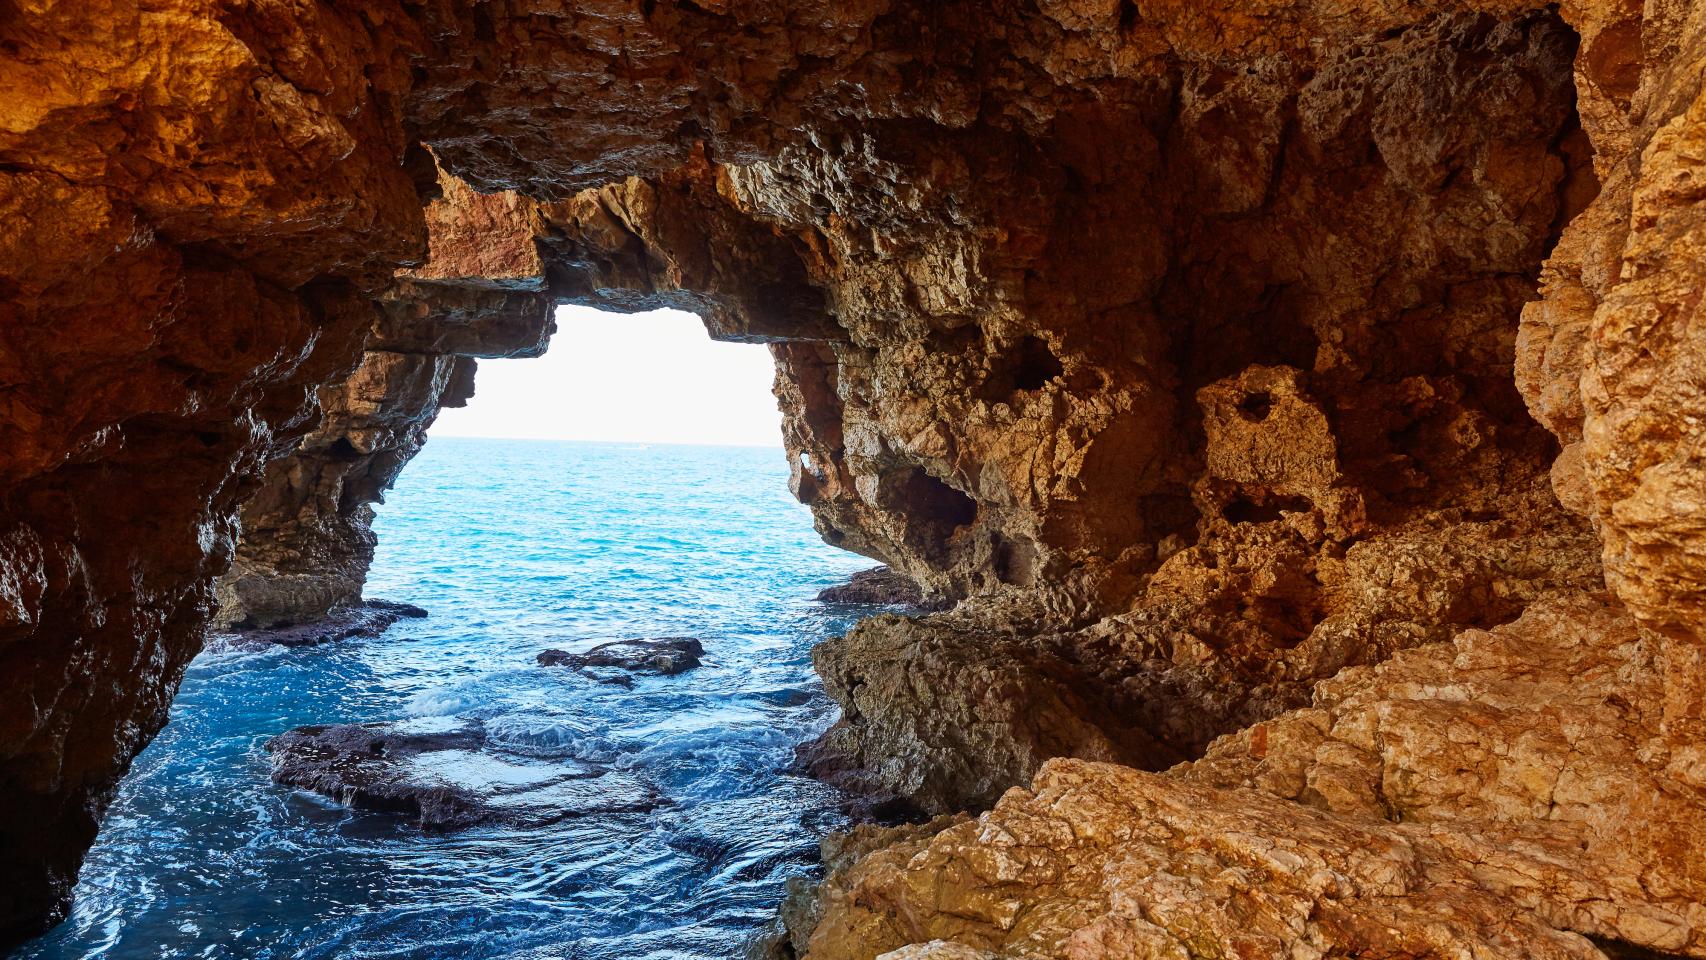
208, 600, 427, 652
536, 637, 705, 678
815, 567, 945, 610
265, 719, 661, 830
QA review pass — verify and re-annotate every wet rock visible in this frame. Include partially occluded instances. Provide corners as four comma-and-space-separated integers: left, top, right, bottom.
209, 600, 427, 651
815, 567, 943, 610
536, 638, 705, 677
265, 719, 661, 830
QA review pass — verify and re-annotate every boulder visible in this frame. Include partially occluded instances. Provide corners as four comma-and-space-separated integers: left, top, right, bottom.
536, 637, 705, 678
815, 567, 944, 610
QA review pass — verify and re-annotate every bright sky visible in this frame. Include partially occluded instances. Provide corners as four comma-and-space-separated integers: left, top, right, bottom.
431, 305, 785, 447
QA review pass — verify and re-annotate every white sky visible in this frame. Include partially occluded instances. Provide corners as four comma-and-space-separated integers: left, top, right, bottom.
431, 305, 785, 447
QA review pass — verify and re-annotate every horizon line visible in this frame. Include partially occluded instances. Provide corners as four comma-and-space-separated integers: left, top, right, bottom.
428, 432, 785, 450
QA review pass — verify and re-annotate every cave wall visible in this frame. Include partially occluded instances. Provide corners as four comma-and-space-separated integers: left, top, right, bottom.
215, 171, 557, 630
2, 0, 1704, 955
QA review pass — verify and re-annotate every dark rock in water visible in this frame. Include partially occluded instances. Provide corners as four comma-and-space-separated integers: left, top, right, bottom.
815, 566, 945, 610
209, 599, 427, 651
536, 637, 704, 677
265, 718, 661, 830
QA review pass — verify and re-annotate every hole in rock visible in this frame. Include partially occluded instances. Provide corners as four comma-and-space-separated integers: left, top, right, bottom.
1222, 492, 1313, 525
49, 305, 879, 958
981, 335, 1064, 402
1588, 936, 1694, 960
1237, 391, 1273, 422
991, 534, 1037, 586
881, 465, 978, 558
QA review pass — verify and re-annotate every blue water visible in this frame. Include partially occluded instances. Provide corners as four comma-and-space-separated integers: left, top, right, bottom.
16, 439, 874, 960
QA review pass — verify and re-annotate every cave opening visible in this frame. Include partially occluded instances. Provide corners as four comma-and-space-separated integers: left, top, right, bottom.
21, 304, 884, 959
14, 2, 1706, 958
879, 465, 979, 561
980, 334, 1065, 402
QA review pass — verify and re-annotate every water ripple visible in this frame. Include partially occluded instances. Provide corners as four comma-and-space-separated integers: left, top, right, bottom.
17, 440, 870, 960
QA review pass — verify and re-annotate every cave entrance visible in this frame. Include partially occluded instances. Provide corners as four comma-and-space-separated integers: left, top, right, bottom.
431, 305, 785, 446
24, 304, 875, 960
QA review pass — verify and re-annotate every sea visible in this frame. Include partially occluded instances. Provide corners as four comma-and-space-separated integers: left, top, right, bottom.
14, 438, 875, 960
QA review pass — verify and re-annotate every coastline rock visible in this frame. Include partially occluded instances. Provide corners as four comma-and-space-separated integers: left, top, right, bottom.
208, 600, 426, 652
3, 0, 1706, 947
536, 638, 705, 678
265, 720, 661, 830
213, 169, 556, 632
795, 596, 1706, 959
799, 485, 1600, 815
798, 615, 1183, 816
816, 568, 942, 610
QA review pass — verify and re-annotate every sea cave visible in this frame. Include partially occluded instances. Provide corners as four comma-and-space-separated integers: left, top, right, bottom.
3, 1, 1706, 957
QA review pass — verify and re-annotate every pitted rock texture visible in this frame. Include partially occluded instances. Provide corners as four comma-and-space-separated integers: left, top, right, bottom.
797, 407, 1599, 814
792, 596, 1706, 959
2, 0, 1705, 951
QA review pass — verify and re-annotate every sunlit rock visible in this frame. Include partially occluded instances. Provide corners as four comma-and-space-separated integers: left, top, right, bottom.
2, 0, 1706, 951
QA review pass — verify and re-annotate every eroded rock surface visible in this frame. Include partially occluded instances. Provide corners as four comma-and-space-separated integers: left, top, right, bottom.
214, 170, 556, 630
536, 637, 706, 678
266, 719, 661, 830
796, 596, 1706, 959
2, 0, 1706, 950
207, 599, 426, 652
816, 567, 941, 609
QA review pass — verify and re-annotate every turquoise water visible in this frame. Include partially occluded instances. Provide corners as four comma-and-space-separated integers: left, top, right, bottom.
16, 439, 873, 959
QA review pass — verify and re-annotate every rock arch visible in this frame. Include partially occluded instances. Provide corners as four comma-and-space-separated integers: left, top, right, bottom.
3, 1, 1705, 955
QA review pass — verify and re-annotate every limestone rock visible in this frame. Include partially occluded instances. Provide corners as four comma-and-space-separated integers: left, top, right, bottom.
214, 168, 556, 630
816, 567, 940, 609
796, 596, 1706, 959
3, 0, 1706, 948
207, 599, 426, 652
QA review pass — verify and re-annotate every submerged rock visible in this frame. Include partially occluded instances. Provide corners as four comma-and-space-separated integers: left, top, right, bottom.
265, 719, 661, 830
536, 637, 705, 678
815, 567, 944, 610
208, 600, 427, 651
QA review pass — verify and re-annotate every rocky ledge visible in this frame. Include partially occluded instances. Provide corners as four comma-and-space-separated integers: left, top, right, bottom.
208, 600, 427, 652
815, 568, 944, 610
788, 595, 1706, 958
266, 719, 661, 830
